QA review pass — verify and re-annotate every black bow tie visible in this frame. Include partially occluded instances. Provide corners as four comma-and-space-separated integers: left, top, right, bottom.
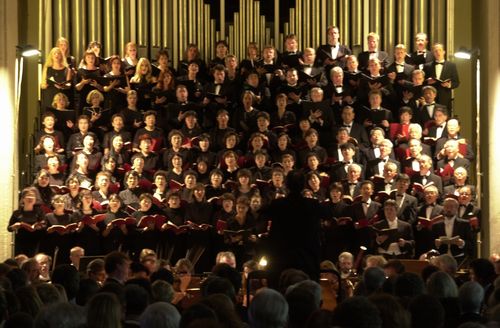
304, 64, 313, 68
343, 124, 351, 128
396, 194, 404, 198
435, 62, 444, 65
335, 85, 343, 88
396, 64, 405, 67
348, 182, 357, 186
215, 83, 222, 86
369, 51, 376, 54
417, 51, 426, 55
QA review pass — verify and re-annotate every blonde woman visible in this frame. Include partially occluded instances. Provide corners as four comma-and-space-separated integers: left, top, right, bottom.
40, 47, 72, 111
56, 37, 76, 70
130, 57, 157, 110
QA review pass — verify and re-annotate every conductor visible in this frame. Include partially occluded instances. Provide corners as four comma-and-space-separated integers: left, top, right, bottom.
265, 170, 326, 287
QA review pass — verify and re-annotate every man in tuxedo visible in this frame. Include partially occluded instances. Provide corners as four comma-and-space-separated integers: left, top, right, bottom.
415, 185, 443, 257
280, 34, 303, 69
432, 197, 473, 261
397, 69, 426, 111
341, 163, 363, 198
365, 139, 400, 179
457, 186, 480, 258
372, 199, 415, 258
426, 107, 449, 140
394, 123, 432, 163
277, 68, 305, 118
457, 186, 481, 229
316, 25, 352, 70
348, 180, 382, 252
406, 32, 435, 69
411, 154, 443, 200
401, 138, 426, 176
330, 142, 363, 182
298, 48, 328, 89
303, 87, 336, 150
202, 64, 234, 129
373, 161, 399, 194
163, 85, 198, 132
360, 90, 394, 135
361, 127, 394, 165
423, 43, 460, 111
336, 106, 369, 147
435, 119, 475, 162
328, 67, 356, 116
436, 139, 471, 186
386, 44, 415, 94
357, 32, 389, 72
392, 173, 418, 225
443, 167, 476, 198
416, 86, 447, 128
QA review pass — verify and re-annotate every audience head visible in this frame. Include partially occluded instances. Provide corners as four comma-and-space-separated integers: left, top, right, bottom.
139, 302, 181, 328
333, 296, 382, 328
427, 271, 458, 298
248, 288, 288, 328
87, 292, 122, 328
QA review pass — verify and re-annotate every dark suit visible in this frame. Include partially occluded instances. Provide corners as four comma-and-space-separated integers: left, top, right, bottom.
203, 81, 234, 129
372, 219, 415, 258
394, 193, 418, 225
316, 44, 352, 69
298, 65, 328, 88
385, 62, 414, 82
432, 217, 473, 260
365, 157, 400, 179
416, 103, 448, 128
266, 193, 326, 286
457, 202, 481, 259
443, 184, 476, 199
423, 61, 460, 110
436, 157, 471, 186
415, 203, 444, 257
280, 51, 303, 69
357, 51, 389, 72
435, 137, 475, 162
406, 50, 435, 68
348, 200, 382, 251
411, 173, 443, 195
358, 107, 394, 136
334, 122, 370, 147
341, 180, 362, 198
330, 161, 364, 183
301, 100, 336, 149
360, 144, 396, 166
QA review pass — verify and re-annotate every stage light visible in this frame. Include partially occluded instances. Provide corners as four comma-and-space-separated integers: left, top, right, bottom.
454, 47, 472, 60
258, 256, 268, 268
16, 45, 41, 58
